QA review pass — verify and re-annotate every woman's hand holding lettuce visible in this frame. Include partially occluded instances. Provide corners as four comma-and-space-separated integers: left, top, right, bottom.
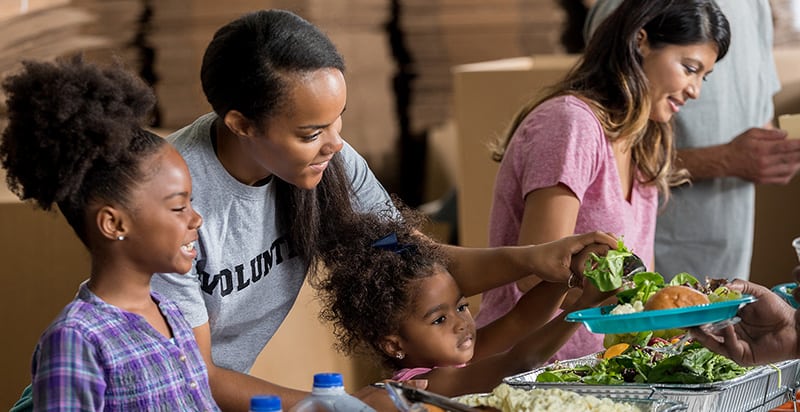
582, 238, 741, 307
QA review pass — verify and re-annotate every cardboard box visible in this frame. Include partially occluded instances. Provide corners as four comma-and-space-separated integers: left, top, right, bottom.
452, 54, 579, 248
251, 282, 382, 391
777, 113, 800, 139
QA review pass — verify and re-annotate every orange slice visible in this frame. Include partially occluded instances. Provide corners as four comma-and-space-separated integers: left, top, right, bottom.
603, 343, 630, 359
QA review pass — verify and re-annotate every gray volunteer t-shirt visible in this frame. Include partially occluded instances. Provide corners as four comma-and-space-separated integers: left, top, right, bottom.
151, 113, 394, 373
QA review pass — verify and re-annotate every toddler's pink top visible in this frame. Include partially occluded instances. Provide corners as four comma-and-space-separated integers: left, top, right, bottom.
392, 367, 433, 381
392, 363, 467, 381
475, 95, 657, 362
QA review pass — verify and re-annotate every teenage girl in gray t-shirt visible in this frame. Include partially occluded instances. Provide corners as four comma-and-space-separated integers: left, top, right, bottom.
150, 9, 618, 411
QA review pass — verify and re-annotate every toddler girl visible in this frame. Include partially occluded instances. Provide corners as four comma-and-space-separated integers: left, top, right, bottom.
315, 211, 612, 397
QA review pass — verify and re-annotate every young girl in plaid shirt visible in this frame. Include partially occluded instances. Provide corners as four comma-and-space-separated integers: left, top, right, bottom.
1, 56, 218, 411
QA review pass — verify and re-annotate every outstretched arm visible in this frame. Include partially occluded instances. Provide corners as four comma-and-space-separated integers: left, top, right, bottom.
689, 279, 800, 366
440, 231, 617, 297
473, 273, 616, 362
472, 281, 569, 361
421, 281, 614, 397
495, 280, 615, 370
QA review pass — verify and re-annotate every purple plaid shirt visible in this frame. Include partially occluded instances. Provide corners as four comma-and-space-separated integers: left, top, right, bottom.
32, 282, 220, 411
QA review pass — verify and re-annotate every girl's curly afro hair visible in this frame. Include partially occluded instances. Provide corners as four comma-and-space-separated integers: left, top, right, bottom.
0, 55, 163, 244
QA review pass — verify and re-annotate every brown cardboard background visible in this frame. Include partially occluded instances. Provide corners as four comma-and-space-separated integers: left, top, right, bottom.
0, 176, 91, 406
751, 48, 800, 289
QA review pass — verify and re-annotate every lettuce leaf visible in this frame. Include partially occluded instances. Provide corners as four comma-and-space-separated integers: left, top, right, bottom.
584, 239, 633, 292
669, 272, 701, 287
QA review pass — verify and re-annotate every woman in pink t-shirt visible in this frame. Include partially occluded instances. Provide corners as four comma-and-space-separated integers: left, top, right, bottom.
476, 0, 731, 361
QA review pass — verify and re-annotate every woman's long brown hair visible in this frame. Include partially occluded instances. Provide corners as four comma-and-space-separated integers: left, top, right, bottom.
491, 0, 730, 203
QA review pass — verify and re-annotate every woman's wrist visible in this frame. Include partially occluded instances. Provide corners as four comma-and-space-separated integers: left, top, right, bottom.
506, 244, 550, 282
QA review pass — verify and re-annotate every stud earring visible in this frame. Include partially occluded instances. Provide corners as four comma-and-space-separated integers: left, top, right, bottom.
117, 235, 125, 241
396, 352, 405, 360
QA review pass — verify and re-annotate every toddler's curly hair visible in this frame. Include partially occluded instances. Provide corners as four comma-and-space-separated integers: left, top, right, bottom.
315, 209, 446, 370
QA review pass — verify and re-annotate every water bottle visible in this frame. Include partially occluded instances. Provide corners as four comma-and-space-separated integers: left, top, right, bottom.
288, 373, 375, 412
250, 394, 282, 412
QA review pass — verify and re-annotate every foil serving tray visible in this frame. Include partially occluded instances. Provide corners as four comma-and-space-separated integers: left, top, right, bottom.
503, 355, 800, 412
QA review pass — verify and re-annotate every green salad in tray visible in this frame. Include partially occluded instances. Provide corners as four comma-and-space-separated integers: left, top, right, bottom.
535, 341, 750, 385
543, 240, 752, 384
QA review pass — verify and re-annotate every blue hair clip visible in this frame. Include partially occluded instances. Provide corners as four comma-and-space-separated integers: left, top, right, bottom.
371, 232, 414, 254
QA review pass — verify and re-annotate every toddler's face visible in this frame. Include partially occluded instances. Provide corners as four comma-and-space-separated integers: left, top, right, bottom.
395, 267, 477, 368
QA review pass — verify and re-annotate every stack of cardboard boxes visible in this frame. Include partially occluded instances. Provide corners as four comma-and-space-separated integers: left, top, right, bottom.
400, 0, 565, 136
147, 0, 397, 175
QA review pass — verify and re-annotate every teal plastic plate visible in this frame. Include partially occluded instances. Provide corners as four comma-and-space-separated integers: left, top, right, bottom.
566, 295, 756, 334
772, 283, 799, 308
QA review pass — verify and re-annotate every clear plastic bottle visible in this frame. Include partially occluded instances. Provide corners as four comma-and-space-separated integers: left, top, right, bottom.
288, 373, 375, 412
250, 394, 283, 412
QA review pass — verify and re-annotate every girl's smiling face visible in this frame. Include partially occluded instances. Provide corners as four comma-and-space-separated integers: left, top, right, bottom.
123, 145, 203, 276
639, 33, 718, 123
390, 266, 477, 368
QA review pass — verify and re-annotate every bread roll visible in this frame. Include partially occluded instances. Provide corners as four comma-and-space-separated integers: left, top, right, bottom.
644, 285, 710, 311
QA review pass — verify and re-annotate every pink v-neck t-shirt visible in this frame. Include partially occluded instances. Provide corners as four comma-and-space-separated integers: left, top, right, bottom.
476, 95, 657, 361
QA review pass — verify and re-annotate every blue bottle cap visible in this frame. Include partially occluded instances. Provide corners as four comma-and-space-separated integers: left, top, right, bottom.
250, 394, 281, 411
313, 372, 344, 388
